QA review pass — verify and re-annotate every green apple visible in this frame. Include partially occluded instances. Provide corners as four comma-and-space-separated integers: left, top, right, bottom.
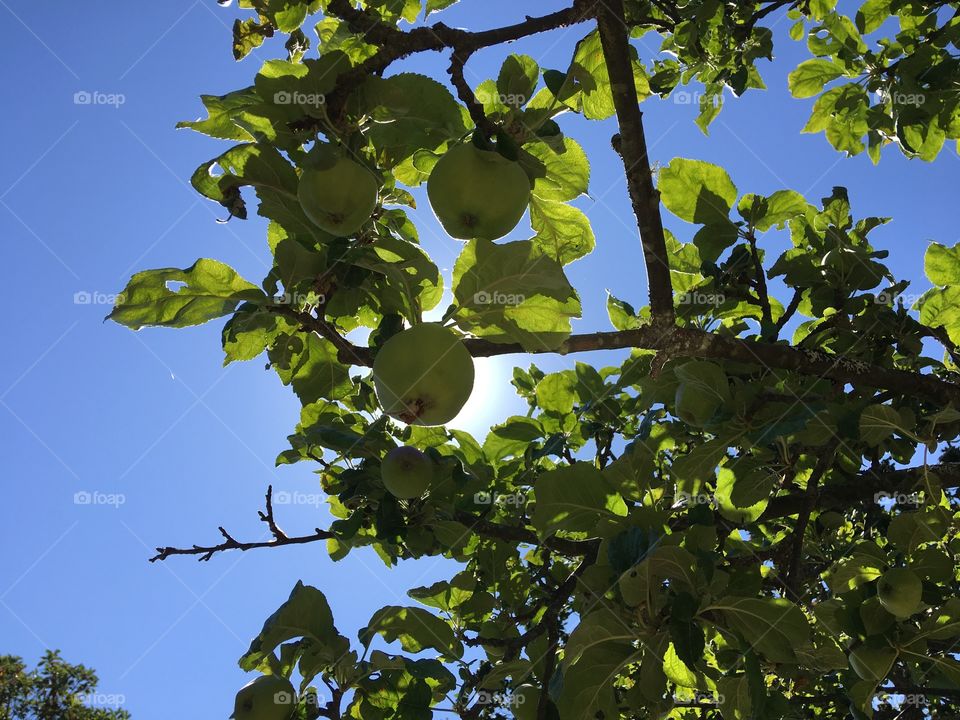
877, 567, 923, 618
618, 566, 647, 607
373, 323, 475, 426
427, 143, 531, 240
382, 446, 433, 499
231, 675, 296, 720
511, 684, 540, 720
297, 149, 378, 236
848, 643, 897, 682
674, 383, 722, 427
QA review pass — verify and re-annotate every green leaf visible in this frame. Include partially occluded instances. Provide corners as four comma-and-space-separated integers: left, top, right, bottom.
606, 293, 641, 330
535, 370, 578, 415
671, 437, 729, 496
359, 606, 463, 661
522, 137, 591, 202
356, 73, 466, 170
268, 332, 352, 405
567, 31, 649, 120
919, 287, 960, 345
233, 18, 270, 61
497, 54, 539, 109
222, 305, 295, 364
856, 0, 891, 33
176, 88, 263, 141
695, 93, 723, 134
925, 242, 960, 286
532, 463, 628, 539
529, 197, 596, 265
788, 59, 845, 99
425, 0, 458, 16
738, 190, 811, 232
663, 642, 699, 688
658, 158, 738, 225
561, 610, 641, 719
483, 416, 545, 461
407, 574, 475, 613
240, 582, 349, 672
714, 463, 776, 522
706, 597, 811, 663
718, 676, 752, 720
190, 143, 318, 236
452, 239, 581, 351
859, 404, 906, 445
109, 259, 266, 330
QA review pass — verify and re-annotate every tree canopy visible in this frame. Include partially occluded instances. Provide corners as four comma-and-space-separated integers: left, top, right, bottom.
0, 651, 130, 720
109, 1, 960, 718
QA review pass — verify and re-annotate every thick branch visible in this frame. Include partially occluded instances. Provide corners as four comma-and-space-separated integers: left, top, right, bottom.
595, 0, 675, 323
325, 322, 960, 407
762, 462, 960, 521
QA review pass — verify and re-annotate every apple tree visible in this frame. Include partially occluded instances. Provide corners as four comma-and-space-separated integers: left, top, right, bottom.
110, 0, 960, 718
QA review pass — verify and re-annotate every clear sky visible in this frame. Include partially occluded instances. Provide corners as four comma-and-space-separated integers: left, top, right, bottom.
0, 1, 957, 718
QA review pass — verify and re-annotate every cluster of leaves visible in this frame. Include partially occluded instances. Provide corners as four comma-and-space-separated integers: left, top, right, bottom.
787, 0, 960, 160
0, 651, 130, 720
108, 0, 960, 719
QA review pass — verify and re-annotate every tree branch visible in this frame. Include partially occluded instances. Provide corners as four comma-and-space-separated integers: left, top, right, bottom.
761, 462, 960, 521
324, 321, 960, 407
149, 485, 333, 562
595, 0, 675, 323
783, 444, 837, 599
453, 510, 597, 557
323, 0, 596, 120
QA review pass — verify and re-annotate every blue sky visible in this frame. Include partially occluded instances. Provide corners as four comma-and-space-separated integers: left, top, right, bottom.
0, 1, 957, 718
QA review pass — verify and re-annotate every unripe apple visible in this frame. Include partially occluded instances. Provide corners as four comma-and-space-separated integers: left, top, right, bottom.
231, 675, 296, 720
373, 324, 475, 426
511, 684, 541, 720
877, 567, 923, 618
297, 150, 378, 236
382, 446, 433, 499
674, 384, 721, 427
427, 143, 531, 240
